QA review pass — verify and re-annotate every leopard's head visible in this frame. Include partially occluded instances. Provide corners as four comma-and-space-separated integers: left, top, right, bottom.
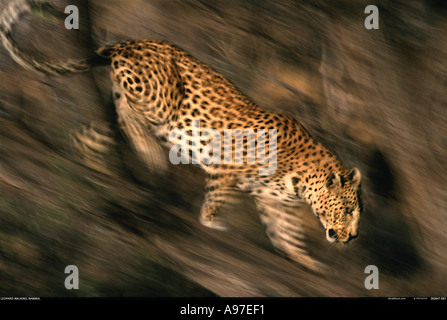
295, 167, 363, 243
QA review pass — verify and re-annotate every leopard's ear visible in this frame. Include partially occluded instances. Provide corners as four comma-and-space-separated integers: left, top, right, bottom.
326, 171, 342, 193
348, 167, 361, 187
291, 176, 306, 198
291, 177, 300, 186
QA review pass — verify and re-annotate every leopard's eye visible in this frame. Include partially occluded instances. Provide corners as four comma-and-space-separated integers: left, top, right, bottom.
346, 208, 353, 215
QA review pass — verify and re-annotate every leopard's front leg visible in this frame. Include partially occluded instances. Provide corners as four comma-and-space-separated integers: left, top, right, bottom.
199, 173, 236, 231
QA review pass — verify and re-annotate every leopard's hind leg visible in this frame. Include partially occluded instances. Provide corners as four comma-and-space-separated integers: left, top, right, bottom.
111, 78, 168, 173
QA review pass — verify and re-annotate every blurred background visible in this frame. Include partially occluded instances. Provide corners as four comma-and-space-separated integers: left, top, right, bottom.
0, 0, 446, 297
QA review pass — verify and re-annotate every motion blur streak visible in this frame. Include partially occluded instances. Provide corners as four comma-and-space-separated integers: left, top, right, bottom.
0, 0, 446, 296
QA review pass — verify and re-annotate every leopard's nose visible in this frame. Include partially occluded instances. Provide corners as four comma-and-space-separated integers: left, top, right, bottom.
347, 232, 358, 241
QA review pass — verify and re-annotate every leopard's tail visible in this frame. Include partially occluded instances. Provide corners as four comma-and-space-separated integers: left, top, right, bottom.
0, 0, 94, 75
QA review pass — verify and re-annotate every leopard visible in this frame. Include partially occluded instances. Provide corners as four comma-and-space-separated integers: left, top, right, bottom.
1, 0, 363, 271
